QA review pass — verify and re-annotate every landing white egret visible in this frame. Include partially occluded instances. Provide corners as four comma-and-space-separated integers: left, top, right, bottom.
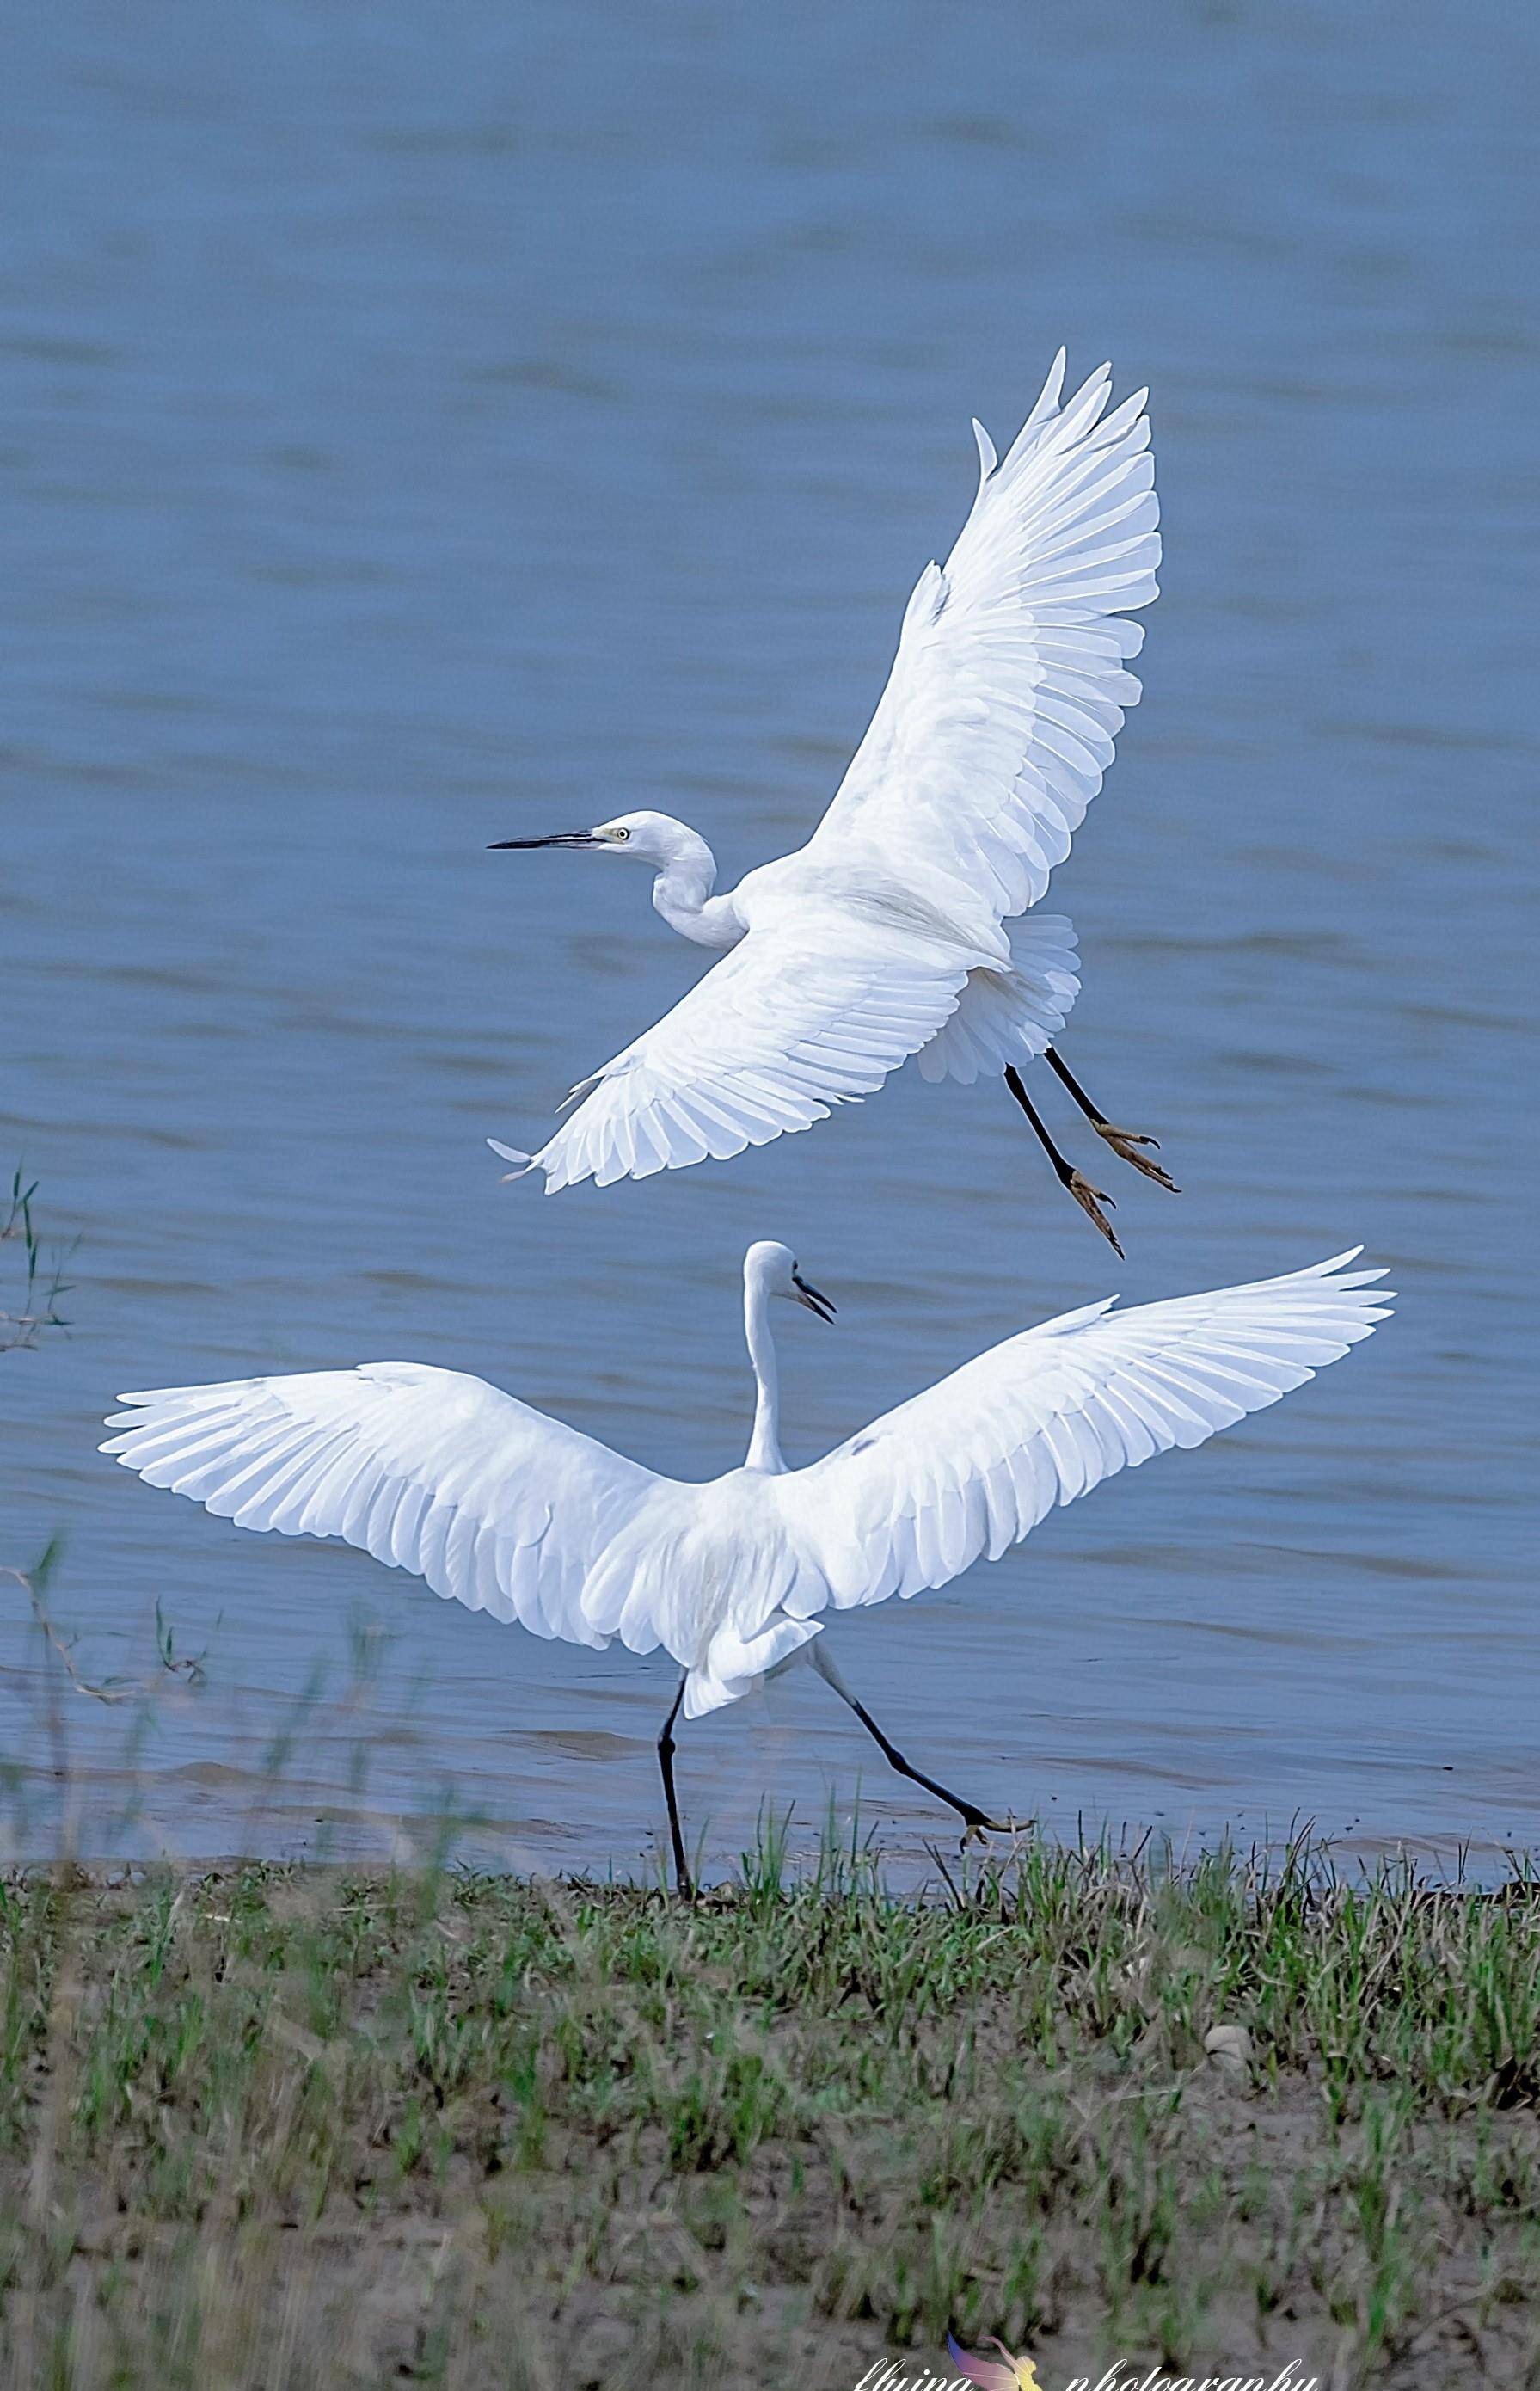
490, 351, 1169, 1254
102, 1244, 1390, 1894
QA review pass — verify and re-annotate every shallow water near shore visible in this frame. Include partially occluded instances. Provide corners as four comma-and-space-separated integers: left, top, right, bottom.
3, 3, 1537, 1879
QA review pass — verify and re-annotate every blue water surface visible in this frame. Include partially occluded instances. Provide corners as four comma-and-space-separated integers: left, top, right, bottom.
2, 1, 1536, 1878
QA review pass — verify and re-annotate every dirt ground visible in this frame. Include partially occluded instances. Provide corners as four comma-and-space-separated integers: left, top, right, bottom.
2, 1850, 1537, 2388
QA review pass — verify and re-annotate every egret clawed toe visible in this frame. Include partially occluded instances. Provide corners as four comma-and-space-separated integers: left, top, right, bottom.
1042, 1049, 1180, 1193
1064, 1170, 1124, 1259
1095, 1122, 1179, 1189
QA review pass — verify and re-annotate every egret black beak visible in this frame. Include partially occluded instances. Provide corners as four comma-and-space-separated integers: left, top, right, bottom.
488, 833, 601, 851
792, 1269, 837, 1323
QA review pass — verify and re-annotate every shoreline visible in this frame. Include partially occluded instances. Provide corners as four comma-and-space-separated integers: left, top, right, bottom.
3, 1835, 1537, 2385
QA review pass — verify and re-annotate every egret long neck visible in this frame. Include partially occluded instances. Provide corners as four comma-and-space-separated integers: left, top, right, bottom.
651, 832, 740, 950
744, 1279, 785, 1473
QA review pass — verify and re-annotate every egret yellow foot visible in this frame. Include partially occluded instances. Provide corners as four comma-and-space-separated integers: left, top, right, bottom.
1095, 1121, 1180, 1190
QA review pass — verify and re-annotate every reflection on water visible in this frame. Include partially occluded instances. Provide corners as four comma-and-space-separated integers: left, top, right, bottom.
3, 3, 1537, 1879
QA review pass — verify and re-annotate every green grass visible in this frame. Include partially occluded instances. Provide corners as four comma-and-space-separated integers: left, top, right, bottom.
0, 1167, 69, 1358
2, 1832, 1539, 2388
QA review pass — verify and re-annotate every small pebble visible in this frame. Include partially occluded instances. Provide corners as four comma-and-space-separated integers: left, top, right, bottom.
1204, 2023, 1255, 2070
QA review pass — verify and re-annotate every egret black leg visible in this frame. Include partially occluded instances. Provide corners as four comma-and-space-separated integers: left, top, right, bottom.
657, 1675, 694, 1899
810, 1643, 1007, 1845
1045, 1048, 1179, 1191
1003, 1066, 1124, 1257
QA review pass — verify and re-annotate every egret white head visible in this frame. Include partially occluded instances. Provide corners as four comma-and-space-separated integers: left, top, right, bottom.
489, 809, 730, 948
489, 810, 701, 867
744, 1239, 836, 1322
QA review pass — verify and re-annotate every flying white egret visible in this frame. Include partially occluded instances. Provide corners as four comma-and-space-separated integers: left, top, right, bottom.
488, 351, 1171, 1255
103, 1243, 1390, 1894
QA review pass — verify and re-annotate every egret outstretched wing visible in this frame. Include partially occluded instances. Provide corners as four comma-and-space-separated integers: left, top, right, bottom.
775, 1252, 1393, 1613
496, 912, 977, 1191
102, 1364, 664, 1647
808, 352, 1160, 937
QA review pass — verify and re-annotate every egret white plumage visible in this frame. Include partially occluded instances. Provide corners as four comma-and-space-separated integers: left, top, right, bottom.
489, 351, 1170, 1255
103, 1244, 1390, 1895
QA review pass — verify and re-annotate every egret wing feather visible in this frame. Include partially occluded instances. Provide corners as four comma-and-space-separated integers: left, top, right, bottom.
102, 1365, 665, 1648
773, 1253, 1393, 1616
513, 912, 976, 1192
807, 352, 1160, 934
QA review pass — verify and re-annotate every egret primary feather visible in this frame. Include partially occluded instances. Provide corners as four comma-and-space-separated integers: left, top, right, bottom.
104, 1245, 1392, 1893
